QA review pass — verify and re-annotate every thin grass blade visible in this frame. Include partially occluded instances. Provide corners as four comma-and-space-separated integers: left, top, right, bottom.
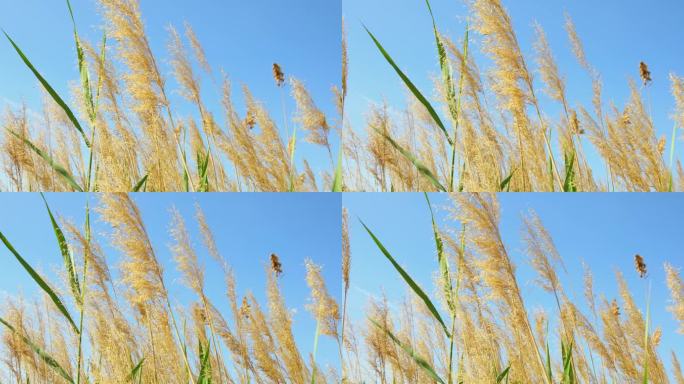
499, 168, 516, 192
3, 30, 90, 146
360, 220, 451, 337
496, 366, 511, 383
0, 232, 79, 334
364, 26, 452, 146
6, 129, 83, 191
562, 340, 575, 384
0, 317, 75, 383
370, 318, 446, 384
424, 193, 453, 313
374, 127, 446, 191
563, 151, 577, 192
125, 358, 144, 383
40, 193, 81, 305
132, 174, 149, 192
331, 148, 343, 192
198, 340, 212, 384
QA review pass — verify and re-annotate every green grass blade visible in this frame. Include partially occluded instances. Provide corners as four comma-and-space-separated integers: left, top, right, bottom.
3, 30, 90, 146
545, 340, 553, 383
370, 318, 446, 384
364, 25, 452, 146
499, 168, 516, 192
360, 220, 451, 338
132, 174, 149, 192
40, 193, 81, 306
198, 340, 212, 384
125, 358, 144, 383
563, 151, 577, 192
562, 340, 575, 384
331, 148, 343, 192
496, 366, 511, 383
0, 317, 75, 384
197, 151, 210, 192
0, 232, 79, 334
374, 127, 446, 191
424, 193, 453, 313
6, 129, 84, 191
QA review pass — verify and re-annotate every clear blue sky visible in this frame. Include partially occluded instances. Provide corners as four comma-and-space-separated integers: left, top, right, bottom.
0, 0, 341, 177
344, 193, 684, 378
0, 193, 342, 372
344, 0, 684, 175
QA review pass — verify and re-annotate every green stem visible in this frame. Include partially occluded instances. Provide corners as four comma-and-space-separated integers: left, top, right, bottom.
310, 318, 321, 384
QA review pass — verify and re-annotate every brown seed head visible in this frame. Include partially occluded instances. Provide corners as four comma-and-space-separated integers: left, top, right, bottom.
272, 63, 285, 87
634, 254, 647, 278
270, 253, 283, 276
640, 61, 652, 86
610, 299, 621, 317
244, 110, 256, 130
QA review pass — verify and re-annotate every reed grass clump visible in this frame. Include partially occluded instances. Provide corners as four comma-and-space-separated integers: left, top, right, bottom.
0, 194, 341, 383
0, 0, 341, 192
343, 193, 684, 383
345, 0, 683, 192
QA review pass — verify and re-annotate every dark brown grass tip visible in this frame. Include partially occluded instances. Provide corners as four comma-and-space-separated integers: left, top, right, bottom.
610, 299, 620, 317
270, 253, 283, 276
272, 63, 285, 87
634, 254, 647, 278
639, 61, 652, 86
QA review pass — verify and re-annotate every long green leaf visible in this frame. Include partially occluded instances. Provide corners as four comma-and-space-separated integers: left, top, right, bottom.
374, 128, 446, 191
364, 26, 452, 146
126, 358, 145, 383
0, 317, 74, 383
3, 30, 90, 146
6, 129, 84, 191
132, 174, 149, 192
424, 193, 453, 313
370, 319, 446, 384
0, 232, 79, 334
40, 193, 81, 305
360, 220, 451, 337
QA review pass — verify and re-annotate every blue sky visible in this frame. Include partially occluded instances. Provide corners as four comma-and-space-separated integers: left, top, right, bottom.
0, 0, 341, 176
344, 0, 684, 175
0, 193, 342, 372
344, 192, 684, 378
